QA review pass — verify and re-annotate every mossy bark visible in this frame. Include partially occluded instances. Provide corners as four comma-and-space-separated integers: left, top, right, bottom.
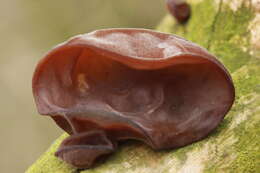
26, 0, 260, 172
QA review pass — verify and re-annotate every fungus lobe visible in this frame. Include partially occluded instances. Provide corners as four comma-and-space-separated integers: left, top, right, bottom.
166, 0, 191, 24
32, 28, 235, 168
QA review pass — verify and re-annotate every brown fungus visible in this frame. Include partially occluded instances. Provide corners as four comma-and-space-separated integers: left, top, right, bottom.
32, 28, 235, 168
166, 0, 191, 24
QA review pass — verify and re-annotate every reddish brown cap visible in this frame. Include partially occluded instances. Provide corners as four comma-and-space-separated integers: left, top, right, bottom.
33, 28, 235, 150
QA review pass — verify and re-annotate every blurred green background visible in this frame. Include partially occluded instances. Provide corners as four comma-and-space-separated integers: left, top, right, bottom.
0, 0, 166, 172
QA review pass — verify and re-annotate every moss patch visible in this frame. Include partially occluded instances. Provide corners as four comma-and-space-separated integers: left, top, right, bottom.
209, 2, 254, 72
25, 134, 75, 173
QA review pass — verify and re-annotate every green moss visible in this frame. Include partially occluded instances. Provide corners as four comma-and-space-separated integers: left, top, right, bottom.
185, 0, 219, 47
234, 60, 260, 97
210, 3, 253, 44
25, 134, 75, 173
211, 43, 251, 72
209, 3, 254, 72
230, 115, 260, 173
230, 71, 260, 172
80, 141, 168, 173
201, 3, 259, 168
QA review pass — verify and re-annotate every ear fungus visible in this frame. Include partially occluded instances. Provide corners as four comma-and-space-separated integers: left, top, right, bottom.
32, 28, 235, 168
166, 0, 191, 24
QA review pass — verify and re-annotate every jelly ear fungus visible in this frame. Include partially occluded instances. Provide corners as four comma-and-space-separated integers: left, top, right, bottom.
32, 28, 235, 168
166, 0, 191, 24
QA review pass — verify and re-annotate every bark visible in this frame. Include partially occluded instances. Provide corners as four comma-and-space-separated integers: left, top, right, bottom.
26, 0, 260, 172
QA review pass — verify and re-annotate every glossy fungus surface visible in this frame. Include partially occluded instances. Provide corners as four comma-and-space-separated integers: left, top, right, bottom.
166, 0, 191, 24
32, 28, 235, 168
